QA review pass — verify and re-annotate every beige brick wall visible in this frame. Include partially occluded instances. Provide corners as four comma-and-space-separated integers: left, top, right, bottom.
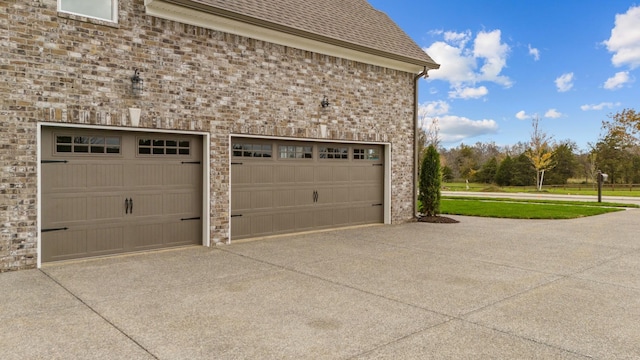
1, 0, 417, 271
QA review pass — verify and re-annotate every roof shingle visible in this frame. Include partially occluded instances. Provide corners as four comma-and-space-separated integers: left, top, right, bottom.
177, 0, 439, 69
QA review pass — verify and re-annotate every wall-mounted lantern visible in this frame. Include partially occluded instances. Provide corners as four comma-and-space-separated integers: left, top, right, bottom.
320, 95, 330, 108
131, 69, 144, 95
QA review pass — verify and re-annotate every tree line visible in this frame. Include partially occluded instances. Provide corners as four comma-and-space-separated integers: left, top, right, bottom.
426, 109, 640, 187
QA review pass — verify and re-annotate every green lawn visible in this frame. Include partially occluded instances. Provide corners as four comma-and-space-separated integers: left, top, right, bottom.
442, 182, 640, 197
439, 197, 627, 219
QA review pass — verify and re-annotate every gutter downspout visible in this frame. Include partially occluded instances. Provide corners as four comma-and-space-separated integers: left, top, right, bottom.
413, 67, 429, 218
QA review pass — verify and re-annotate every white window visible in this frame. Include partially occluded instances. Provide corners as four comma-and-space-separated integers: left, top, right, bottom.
59, 0, 118, 23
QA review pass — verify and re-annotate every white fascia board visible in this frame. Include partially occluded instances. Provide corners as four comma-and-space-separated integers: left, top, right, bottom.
144, 0, 425, 74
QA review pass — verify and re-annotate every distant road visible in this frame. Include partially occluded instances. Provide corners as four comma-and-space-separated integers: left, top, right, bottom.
442, 191, 640, 206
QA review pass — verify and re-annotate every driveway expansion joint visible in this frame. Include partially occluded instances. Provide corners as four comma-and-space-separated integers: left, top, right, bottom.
39, 269, 160, 360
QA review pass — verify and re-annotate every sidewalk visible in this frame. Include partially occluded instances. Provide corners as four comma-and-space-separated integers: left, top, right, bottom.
2, 209, 639, 359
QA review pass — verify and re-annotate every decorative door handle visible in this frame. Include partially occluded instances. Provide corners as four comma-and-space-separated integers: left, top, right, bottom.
125, 198, 133, 214
313, 190, 319, 203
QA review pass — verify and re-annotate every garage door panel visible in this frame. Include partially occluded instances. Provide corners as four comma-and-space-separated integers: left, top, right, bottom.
88, 164, 124, 188
232, 191, 251, 210
42, 128, 203, 262
332, 166, 350, 182
315, 209, 334, 227
316, 166, 333, 182
163, 220, 201, 246
231, 139, 384, 240
88, 227, 125, 253
350, 168, 367, 181
231, 216, 251, 238
274, 166, 296, 183
251, 190, 273, 209
163, 190, 201, 215
44, 164, 87, 191
90, 194, 126, 221
295, 166, 315, 183
251, 166, 274, 184
42, 229, 89, 262
349, 207, 365, 223
273, 189, 296, 207
130, 222, 165, 249
273, 213, 296, 232
45, 196, 87, 223
164, 164, 200, 186
295, 211, 315, 230
332, 208, 351, 226
330, 187, 350, 204
295, 189, 314, 206
134, 164, 164, 187
231, 166, 252, 185
134, 193, 164, 217
364, 205, 384, 223
251, 214, 274, 236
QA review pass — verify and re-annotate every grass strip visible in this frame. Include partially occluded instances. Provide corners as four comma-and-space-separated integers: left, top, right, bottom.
440, 198, 625, 219
442, 196, 639, 208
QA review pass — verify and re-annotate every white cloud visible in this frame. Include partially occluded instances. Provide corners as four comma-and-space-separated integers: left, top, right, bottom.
473, 30, 512, 86
438, 116, 499, 143
419, 100, 449, 117
580, 102, 621, 111
603, 71, 631, 89
603, 5, 640, 69
528, 44, 540, 61
555, 73, 574, 92
515, 110, 533, 120
529, 44, 540, 61
418, 101, 498, 143
424, 29, 512, 99
544, 109, 563, 118
448, 86, 488, 99
443, 30, 471, 47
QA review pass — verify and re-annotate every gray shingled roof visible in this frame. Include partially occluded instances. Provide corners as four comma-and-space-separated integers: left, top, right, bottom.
170, 0, 439, 69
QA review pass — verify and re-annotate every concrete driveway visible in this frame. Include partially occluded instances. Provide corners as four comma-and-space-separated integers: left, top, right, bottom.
2, 209, 640, 359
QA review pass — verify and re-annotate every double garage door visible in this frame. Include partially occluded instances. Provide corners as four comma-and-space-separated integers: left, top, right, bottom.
41, 127, 203, 263
231, 138, 384, 239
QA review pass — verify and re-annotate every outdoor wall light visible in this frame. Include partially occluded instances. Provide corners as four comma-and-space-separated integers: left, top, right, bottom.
131, 69, 144, 95
320, 95, 330, 108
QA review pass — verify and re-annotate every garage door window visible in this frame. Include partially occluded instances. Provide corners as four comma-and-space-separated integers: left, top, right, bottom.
354, 148, 380, 160
319, 147, 348, 159
233, 143, 272, 158
138, 138, 190, 155
279, 145, 312, 159
55, 135, 121, 154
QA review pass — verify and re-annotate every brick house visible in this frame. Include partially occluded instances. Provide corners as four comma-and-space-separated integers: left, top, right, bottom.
0, 0, 439, 271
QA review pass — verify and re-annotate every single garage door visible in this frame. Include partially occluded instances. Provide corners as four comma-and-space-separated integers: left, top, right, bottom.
231, 138, 384, 239
41, 127, 203, 262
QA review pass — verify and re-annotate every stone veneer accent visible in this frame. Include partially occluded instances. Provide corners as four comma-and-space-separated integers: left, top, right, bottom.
0, 0, 417, 271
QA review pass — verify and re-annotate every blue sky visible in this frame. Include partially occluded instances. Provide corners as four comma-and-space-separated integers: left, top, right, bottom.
368, 1, 640, 151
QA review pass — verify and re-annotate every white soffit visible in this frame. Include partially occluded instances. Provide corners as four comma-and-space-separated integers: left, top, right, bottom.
144, 0, 425, 74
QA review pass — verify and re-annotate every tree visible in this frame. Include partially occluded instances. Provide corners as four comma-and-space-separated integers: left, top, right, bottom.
593, 131, 630, 184
495, 155, 514, 186
455, 144, 478, 182
474, 157, 498, 184
597, 109, 640, 183
418, 145, 441, 216
441, 165, 454, 182
602, 108, 640, 146
545, 141, 578, 185
525, 117, 555, 190
512, 153, 536, 186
